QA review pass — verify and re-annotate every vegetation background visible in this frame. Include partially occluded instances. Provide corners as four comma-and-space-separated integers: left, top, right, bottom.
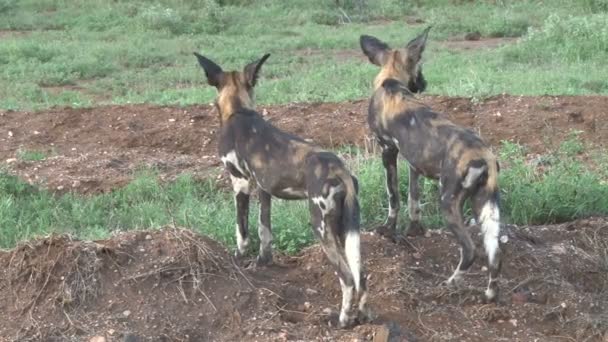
1, 0, 607, 253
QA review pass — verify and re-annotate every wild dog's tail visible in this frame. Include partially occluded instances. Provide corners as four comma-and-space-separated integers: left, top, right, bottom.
337, 170, 363, 293
463, 154, 502, 300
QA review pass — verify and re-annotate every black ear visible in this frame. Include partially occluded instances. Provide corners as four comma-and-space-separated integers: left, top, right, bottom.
193, 52, 223, 88
360, 35, 390, 66
244, 53, 271, 87
406, 26, 431, 64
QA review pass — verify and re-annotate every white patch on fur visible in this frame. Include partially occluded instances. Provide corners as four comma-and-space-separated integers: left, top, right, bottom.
410, 117, 416, 126
230, 175, 250, 194
447, 248, 465, 285
385, 169, 397, 219
311, 185, 342, 216
236, 224, 249, 254
485, 277, 496, 300
221, 151, 244, 174
282, 187, 308, 198
316, 225, 325, 238
339, 278, 354, 327
345, 230, 361, 292
258, 221, 272, 253
479, 202, 500, 266
462, 165, 487, 188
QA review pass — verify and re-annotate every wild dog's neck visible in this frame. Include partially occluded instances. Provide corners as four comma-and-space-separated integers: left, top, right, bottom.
216, 72, 255, 124
372, 50, 411, 91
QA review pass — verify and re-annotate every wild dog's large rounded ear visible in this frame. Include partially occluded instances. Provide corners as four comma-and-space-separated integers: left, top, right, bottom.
193, 52, 224, 88
406, 26, 431, 64
360, 35, 390, 66
244, 53, 271, 88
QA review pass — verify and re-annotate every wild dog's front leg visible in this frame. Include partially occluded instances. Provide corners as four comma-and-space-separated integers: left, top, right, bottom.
406, 166, 426, 236
231, 175, 251, 258
257, 189, 273, 265
377, 144, 400, 240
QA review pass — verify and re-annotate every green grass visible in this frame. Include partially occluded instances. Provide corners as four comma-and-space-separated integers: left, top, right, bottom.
0, 0, 607, 110
2, 140, 607, 252
1, 0, 607, 254
16, 149, 47, 161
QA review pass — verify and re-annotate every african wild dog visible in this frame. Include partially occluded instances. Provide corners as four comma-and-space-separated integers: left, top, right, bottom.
359, 27, 502, 301
193, 52, 370, 327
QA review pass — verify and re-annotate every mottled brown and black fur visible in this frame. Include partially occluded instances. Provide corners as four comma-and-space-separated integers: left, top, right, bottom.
360, 27, 502, 301
193, 52, 370, 327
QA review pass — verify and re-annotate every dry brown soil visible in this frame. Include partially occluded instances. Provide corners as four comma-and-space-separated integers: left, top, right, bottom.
1, 93, 607, 341
1, 218, 607, 341
1, 95, 606, 194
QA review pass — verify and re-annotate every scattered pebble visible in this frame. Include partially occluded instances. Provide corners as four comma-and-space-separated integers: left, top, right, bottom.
305, 288, 318, 295
123, 310, 131, 318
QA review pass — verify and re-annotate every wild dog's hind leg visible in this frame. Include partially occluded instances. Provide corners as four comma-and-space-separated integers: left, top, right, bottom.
310, 184, 355, 328
407, 166, 425, 236
231, 175, 251, 258
440, 179, 476, 287
257, 189, 273, 265
378, 143, 400, 240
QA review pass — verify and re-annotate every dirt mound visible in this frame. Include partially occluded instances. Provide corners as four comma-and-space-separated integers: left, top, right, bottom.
1, 218, 607, 341
0, 229, 252, 341
1, 95, 607, 193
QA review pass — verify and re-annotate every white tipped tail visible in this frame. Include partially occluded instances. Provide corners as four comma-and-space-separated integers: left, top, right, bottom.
345, 230, 361, 292
480, 201, 500, 265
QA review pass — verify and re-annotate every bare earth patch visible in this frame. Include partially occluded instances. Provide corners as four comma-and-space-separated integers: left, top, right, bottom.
0, 95, 607, 193
1, 218, 607, 341
438, 37, 518, 50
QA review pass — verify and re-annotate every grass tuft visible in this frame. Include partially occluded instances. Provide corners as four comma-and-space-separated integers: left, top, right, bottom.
2, 140, 606, 252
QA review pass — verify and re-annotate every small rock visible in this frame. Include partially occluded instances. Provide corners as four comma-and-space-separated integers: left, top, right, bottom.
89, 337, 106, 342
107, 329, 115, 335
305, 288, 318, 295
304, 301, 311, 310
57, 185, 64, 191
123, 310, 131, 318
322, 308, 332, 315
8, 131, 13, 137
6, 158, 17, 164
145, 234, 152, 240
373, 325, 390, 342
169, 118, 176, 122
551, 244, 566, 255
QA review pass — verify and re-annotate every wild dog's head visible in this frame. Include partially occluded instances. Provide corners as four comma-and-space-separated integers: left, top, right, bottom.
194, 52, 270, 123
360, 26, 430, 93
